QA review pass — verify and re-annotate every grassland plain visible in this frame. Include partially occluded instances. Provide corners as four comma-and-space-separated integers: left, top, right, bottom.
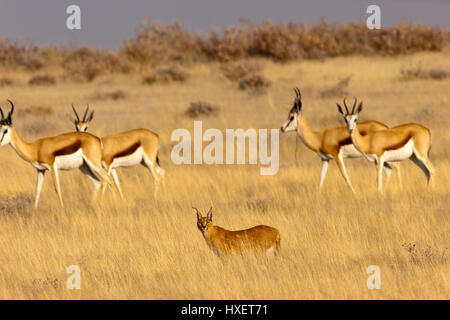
0, 47, 448, 299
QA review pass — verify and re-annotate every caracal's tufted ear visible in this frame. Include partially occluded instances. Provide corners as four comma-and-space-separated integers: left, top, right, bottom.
193, 207, 202, 220
206, 207, 213, 221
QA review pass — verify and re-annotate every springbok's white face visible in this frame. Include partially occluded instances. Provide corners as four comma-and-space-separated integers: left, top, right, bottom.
280, 112, 298, 133
72, 104, 94, 133
75, 122, 89, 132
336, 98, 363, 134
343, 114, 359, 134
0, 100, 14, 146
0, 124, 12, 146
280, 87, 302, 133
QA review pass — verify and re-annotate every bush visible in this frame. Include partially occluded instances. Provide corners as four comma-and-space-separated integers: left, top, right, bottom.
185, 101, 219, 118
143, 65, 190, 85
238, 74, 271, 92
319, 75, 352, 98
92, 90, 127, 101
220, 60, 263, 81
17, 105, 54, 116
0, 77, 15, 86
28, 74, 56, 86
62, 47, 131, 82
400, 65, 449, 80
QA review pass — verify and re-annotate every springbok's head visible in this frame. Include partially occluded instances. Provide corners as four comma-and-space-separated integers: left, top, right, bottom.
194, 207, 213, 234
0, 100, 14, 146
337, 98, 363, 134
72, 104, 94, 132
280, 87, 302, 133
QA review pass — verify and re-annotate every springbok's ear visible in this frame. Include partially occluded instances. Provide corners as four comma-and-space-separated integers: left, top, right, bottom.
88, 110, 95, 122
206, 207, 213, 221
356, 102, 363, 114
336, 103, 344, 115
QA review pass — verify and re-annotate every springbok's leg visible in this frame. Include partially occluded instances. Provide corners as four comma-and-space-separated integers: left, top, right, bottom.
411, 153, 435, 187
110, 168, 124, 199
377, 156, 385, 193
101, 164, 111, 197
318, 159, 329, 191
142, 154, 161, 199
50, 165, 64, 207
335, 154, 355, 193
390, 162, 402, 189
382, 162, 393, 188
79, 163, 101, 201
34, 169, 46, 208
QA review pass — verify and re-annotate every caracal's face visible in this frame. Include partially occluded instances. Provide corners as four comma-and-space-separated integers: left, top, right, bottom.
0, 125, 12, 146
344, 114, 359, 134
197, 216, 213, 234
75, 121, 89, 132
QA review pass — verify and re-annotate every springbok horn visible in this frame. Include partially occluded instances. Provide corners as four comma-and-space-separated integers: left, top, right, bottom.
72, 104, 80, 122
7, 99, 14, 120
0, 106, 4, 120
83, 104, 89, 122
351, 98, 357, 114
343, 98, 350, 115
296, 87, 301, 100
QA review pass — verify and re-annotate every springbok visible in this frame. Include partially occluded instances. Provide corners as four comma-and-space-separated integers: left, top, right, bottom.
280, 88, 401, 193
337, 98, 435, 192
71, 104, 165, 199
0, 100, 113, 208
194, 207, 280, 256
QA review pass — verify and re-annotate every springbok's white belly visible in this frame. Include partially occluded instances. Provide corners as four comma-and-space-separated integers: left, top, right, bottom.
341, 144, 363, 158
382, 139, 414, 162
54, 148, 84, 170
111, 147, 144, 168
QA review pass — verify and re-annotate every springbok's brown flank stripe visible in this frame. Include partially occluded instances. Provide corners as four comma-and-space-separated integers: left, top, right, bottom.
114, 142, 141, 158
53, 141, 82, 157
385, 134, 413, 151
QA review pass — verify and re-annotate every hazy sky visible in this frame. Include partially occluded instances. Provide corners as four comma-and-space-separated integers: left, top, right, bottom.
0, 0, 448, 49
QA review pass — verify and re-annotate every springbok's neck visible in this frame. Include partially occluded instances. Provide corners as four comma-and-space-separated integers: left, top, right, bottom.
350, 123, 370, 154
296, 115, 321, 152
9, 128, 38, 164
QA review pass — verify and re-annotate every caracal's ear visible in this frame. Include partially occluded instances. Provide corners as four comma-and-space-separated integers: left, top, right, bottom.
336, 103, 344, 115
206, 207, 213, 221
193, 207, 202, 220
356, 102, 363, 114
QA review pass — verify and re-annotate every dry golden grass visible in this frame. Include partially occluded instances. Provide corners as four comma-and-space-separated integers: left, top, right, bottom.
0, 47, 449, 299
